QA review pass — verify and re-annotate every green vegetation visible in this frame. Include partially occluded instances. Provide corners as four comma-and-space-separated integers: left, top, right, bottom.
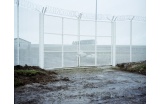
115, 61, 146, 75
15, 70, 46, 76
14, 65, 58, 87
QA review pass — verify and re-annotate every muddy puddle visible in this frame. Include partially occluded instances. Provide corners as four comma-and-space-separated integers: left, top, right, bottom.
15, 66, 146, 104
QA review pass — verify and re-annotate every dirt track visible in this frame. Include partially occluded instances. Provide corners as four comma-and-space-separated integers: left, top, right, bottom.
15, 66, 146, 104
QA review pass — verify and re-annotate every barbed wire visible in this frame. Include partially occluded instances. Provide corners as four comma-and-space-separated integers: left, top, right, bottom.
116, 15, 133, 21
46, 6, 79, 18
81, 13, 95, 20
115, 15, 146, 22
81, 13, 113, 21
16, 0, 146, 22
18, 0, 43, 12
134, 16, 146, 22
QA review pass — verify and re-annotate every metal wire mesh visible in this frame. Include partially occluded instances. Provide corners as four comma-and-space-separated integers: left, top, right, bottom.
14, 0, 146, 68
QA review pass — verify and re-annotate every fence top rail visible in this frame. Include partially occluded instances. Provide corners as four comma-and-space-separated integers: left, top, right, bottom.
15, 0, 146, 22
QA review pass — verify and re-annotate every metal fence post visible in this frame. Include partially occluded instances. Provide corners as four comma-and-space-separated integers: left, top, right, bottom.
112, 17, 117, 66
130, 16, 134, 62
111, 21, 113, 65
62, 18, 64, 67
95, 21, 97, 66
77, 13, 82, 67
39, 7, 46, 68
112, 22, 115, 66
16, 0, 20, 65
78, 19, 80, 67
95, 0, 98, 66
114, 21, 117, 66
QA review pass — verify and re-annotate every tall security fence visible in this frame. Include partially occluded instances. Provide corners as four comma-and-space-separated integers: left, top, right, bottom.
14, 0, 146, 69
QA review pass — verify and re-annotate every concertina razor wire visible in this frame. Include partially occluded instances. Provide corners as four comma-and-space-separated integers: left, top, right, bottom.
15, 0, 146, 22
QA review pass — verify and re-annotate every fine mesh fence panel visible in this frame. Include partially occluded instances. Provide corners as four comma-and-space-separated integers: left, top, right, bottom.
80, 36, 95, 66
97, 22, 111, 36
63, 35, 78, 52
80, 36, 95, 52
44, 34, 62, 68
63, 35, 78, 67
19, 39, 31, 65
80, 52, 95, 66
64, 52, 77, 67
132, 46, 146, 62
44, 52, 62, 68
18, 7, 39, 66
97, 37, 111, 65
97, 52, 111, 65
44, 15, 62, 34
97, 37, 111, 52
44, 34, 62, 51
116, 21, 130, 63
80, 20, 95, 36
116, 45, 130, 63
132, 21, 146, 62
64, 18, 78, 35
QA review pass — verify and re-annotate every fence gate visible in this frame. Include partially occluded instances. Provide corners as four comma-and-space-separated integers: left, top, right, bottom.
41, 13, 113, 69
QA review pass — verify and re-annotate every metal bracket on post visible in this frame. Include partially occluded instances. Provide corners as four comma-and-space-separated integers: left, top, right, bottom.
130, 16, 134, 62
112, 16, 117, 67
39, 7, 47, 69
77, 13, 82, 67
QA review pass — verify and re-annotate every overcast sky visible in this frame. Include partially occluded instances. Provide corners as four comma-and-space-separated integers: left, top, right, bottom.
14, 0, 146, 45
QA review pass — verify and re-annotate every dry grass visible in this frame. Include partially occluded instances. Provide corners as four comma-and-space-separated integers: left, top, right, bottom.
114, 61, 146, 75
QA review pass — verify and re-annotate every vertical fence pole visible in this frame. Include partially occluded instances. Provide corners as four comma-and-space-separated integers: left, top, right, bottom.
130, 16, 134, 62
78, 19, 80, 67
77, 18, 79, 67
95, 21, 97, 66
39, 7, 46, 68
62, 18, 64, 67
111, 22, 113, 65
95, 0, 97, 66
77, 13, 82, 67
112, 17, 116, 66
16, 0, 20, 65
111, 22, 115, 66
114, 22, 116, 66
39, 13, 44, 68
130, 20, 132, 62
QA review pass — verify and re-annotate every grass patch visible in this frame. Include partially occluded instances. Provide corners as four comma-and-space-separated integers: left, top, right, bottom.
14, 65, 59, 87
14, 70, 46, 87
115, 61, 146, 75
15, 70, 46, 76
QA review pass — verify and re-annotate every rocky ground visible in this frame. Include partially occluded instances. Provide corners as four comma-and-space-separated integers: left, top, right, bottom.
14, 62, 146, 104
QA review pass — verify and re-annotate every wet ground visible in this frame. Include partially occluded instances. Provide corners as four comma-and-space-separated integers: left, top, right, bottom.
14, 66, 146, 104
